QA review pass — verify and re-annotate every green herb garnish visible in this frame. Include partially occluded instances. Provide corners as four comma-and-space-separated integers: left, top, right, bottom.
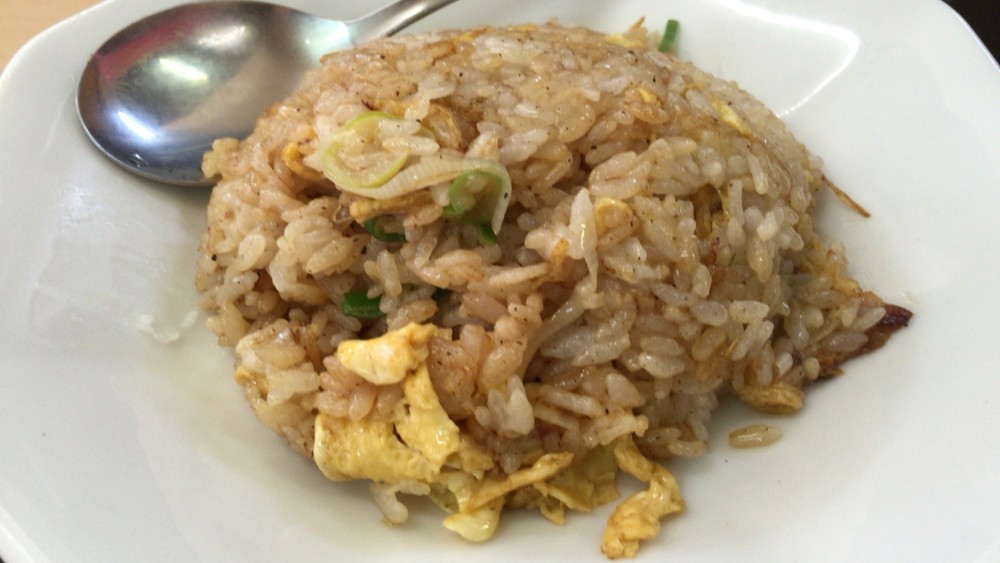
659, 19, 680, 53
362, 217, 406, 242
322, 111, 410, 189
477, 223, 498, 244
442, 170, 504, 225
341, 291, 384, 319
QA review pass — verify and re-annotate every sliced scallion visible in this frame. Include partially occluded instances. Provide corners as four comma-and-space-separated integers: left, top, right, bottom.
658, 19, 680, 53
362, 217, 406, 242
477, 223, 498, 245
341, 291, 384, 319
322, 111, 410, 189
442, 169, 505, 225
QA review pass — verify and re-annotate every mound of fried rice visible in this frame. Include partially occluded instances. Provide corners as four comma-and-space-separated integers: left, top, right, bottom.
195, 21, 911, 558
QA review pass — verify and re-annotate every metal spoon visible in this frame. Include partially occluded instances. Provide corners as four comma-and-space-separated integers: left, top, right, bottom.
77, 0, 457, 187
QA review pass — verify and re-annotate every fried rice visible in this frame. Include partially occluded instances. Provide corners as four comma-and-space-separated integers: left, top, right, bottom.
195, 21, 911, 558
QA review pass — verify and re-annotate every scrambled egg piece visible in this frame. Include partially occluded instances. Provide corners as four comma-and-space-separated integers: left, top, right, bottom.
602, 437, 685, 559
534, 445, 619, 514
709, 96, 753, 137
335, 323, 443, 385
442, 497, 504, 541
313, 323, 685, 555
280, 142, 325, 182
605, 34, 645, 48
314, 323, 470, 484
465, 452, 574, 511
314, 413, 443, 483
316, 323, 572, 542
605, 18, 648, 48
594, 197, 633, 236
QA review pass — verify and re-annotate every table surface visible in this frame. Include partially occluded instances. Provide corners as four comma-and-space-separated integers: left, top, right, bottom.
1, 0, 997, 74
1, 0, 100, 72
0, 1, 994, 563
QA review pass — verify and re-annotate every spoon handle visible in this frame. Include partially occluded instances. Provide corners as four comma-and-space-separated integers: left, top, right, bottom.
348, 0, 461, 44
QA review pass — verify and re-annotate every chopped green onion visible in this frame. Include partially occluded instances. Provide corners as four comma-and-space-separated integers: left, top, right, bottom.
341, 291, 384, 319
362, 217, 406, 242
658, 19, 680, 53
322, 111, 410, 189
477, 223, 498, 244
442, 170, 505, 225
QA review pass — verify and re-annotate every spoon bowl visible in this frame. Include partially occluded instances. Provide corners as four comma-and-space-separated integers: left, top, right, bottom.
77, 0, 456, 186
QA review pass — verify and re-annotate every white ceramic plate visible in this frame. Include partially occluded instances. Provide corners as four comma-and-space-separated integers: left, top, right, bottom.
2, 0, 998, 561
